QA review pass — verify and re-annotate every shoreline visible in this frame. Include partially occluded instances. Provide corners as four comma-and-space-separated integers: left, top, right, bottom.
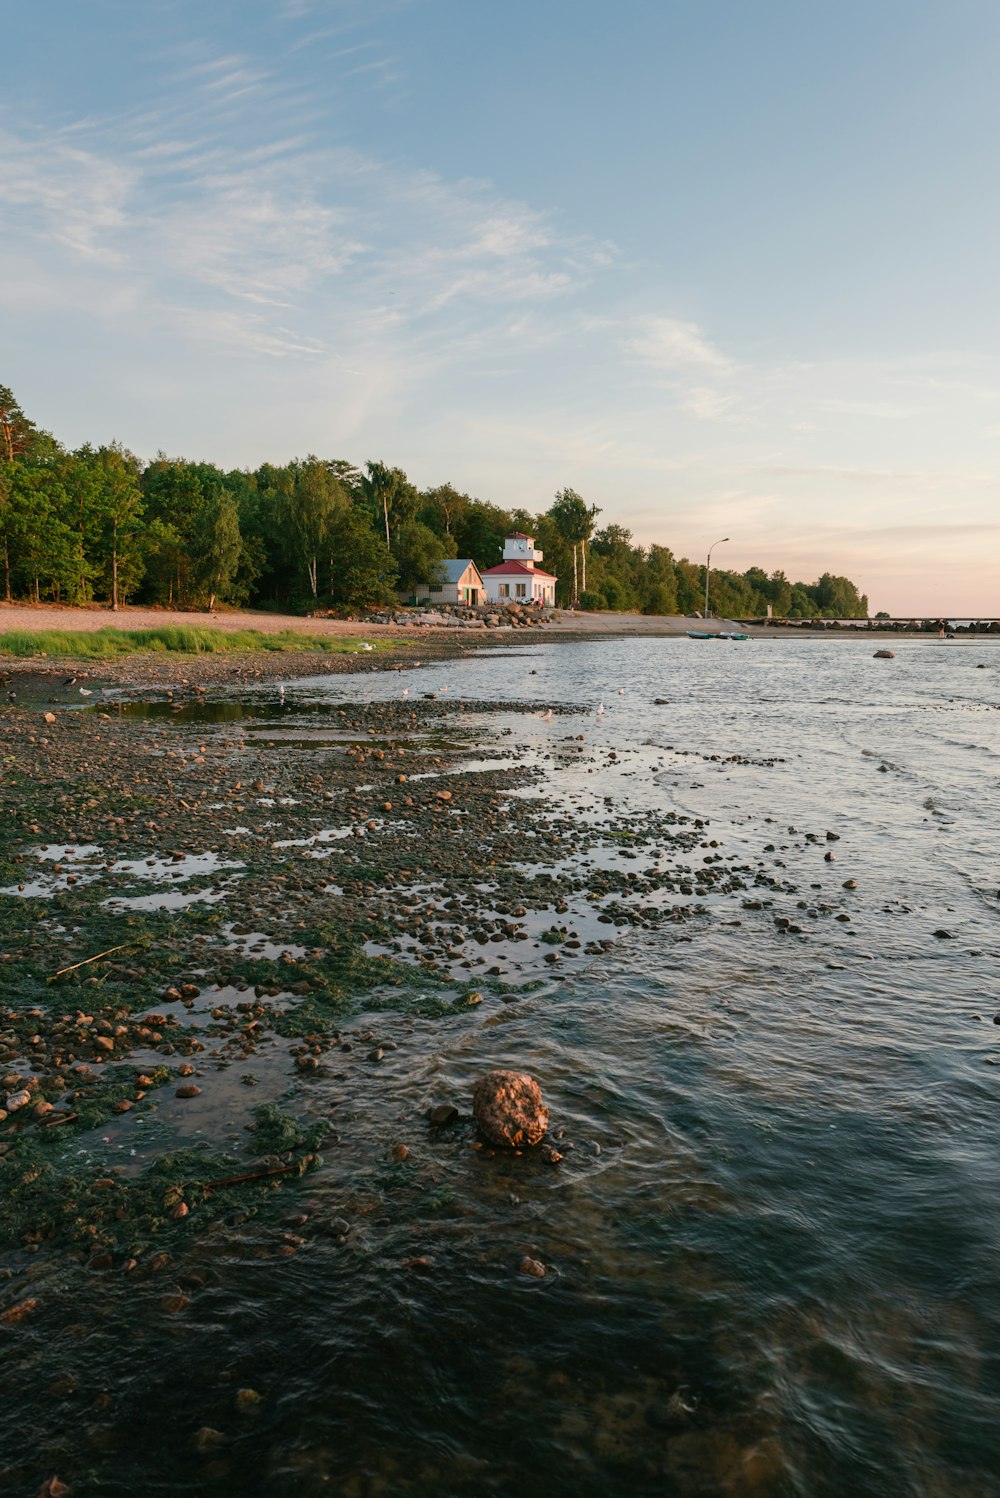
2, 631, 995, 1495
1, 600, 995, 651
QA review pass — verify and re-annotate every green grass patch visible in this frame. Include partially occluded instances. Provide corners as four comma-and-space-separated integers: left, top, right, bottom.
0, 626, 392, 659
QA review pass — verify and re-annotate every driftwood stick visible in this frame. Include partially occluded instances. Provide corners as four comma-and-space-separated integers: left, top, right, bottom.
201, 1158, 311, 1190
51, 943, 131, 979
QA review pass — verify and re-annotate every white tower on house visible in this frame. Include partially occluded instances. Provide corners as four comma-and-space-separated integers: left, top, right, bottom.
482, 532, 558, 606
502, 533, 545, 564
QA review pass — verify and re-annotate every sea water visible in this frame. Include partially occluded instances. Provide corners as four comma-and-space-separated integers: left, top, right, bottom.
7, 635, 1000, 1497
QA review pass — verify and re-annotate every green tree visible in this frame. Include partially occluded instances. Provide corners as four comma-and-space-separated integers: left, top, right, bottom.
361, 461, 417, 548
548, 488, 600, 602
83, 445, 145, 609
420, 482, 469, 539
674, 559, 704, 614
283, 457, 349, 598
641, 544, 678, 615
769, 570, 793, 616
453, 500, 514, 571
0, 385, 39, 464
393, 519, 454, 593
7, 465, 75, 601
326, 507, 398, 608
191, 489, 243, 608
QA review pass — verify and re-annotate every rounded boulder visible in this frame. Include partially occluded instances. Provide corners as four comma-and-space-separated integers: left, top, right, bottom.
472, 1070, 548, 1148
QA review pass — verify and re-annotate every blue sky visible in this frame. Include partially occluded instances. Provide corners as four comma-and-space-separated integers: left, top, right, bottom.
3, 0, 999, 611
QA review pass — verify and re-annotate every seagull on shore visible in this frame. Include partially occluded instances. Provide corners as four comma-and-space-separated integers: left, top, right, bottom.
359, 642, 375, 651
401, 687, 409, 698
617, 688, 625, 695
542, 709, 553, 721
596, 702, 605, 716
79, 688, 92, 697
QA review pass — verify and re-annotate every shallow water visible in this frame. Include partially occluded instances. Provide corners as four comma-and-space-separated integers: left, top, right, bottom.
6, 636, 1000, 1497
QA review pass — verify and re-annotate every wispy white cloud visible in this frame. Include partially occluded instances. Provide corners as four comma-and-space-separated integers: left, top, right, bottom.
626, 315, 733, 372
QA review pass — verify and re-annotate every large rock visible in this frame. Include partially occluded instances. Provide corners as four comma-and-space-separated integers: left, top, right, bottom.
472, 1070, 548, 1148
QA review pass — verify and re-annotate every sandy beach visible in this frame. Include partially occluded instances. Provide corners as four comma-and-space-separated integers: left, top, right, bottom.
0, 599, 751, 635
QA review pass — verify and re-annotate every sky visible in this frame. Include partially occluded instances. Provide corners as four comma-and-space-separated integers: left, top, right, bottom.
2, 0, 999, 613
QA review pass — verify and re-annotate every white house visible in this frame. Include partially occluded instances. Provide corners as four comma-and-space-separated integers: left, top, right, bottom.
482, 533, 557, 606
409, 558, 486, 606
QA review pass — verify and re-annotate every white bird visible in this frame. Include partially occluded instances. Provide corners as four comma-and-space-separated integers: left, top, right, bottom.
401, 688, 409, 698
542, 708, 553, 721
596, 702, 605, 716
360, 642, 375, 651
618, 688, 625, 695
79, 688, 92, 697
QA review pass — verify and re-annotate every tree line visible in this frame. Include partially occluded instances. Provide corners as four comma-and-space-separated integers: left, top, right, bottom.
0, 385, 869, 618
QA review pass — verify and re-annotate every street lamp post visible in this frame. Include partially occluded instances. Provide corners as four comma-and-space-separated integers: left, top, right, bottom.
704, 537, 729, 619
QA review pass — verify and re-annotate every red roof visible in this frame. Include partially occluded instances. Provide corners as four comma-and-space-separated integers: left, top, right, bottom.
505, 532, 535, 541
482, 560, 557, 579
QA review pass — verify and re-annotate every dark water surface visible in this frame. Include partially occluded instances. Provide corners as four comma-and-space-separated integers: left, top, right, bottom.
7, 636, 1000, 1497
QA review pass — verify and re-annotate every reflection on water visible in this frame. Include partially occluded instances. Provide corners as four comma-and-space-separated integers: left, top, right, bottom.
5, 637, 1000, 1496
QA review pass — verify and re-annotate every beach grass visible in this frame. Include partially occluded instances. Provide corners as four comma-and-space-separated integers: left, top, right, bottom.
0, 626, 388, 659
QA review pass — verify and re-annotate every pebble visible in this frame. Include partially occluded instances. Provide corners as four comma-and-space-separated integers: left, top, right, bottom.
519, 1256, 546, 1278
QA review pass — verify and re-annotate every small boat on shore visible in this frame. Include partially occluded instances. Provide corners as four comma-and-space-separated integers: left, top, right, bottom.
687, 630, 750, 641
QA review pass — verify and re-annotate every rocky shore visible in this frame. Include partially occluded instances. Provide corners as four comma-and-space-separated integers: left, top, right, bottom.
0, 638, 884, 1496
0, 645, 759, 1273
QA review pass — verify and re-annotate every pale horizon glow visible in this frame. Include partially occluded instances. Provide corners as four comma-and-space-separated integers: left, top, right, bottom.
3, 0, 1000, 613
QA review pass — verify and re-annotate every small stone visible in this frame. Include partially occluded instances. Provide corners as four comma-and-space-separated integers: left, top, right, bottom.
427, 1103, 458, 1126
37, 1479, 71, 1498
175, 1084, 201, 1098
519, 1256, 546, 1278
842, 879, 857, 890
194, 1426, 226, 1451
236, 1388, 262, 1412
390, 1143, 410, 1162
1, 1297, 38, 1323
43, 712, 56, 725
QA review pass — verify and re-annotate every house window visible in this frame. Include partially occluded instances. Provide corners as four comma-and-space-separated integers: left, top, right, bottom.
429, 584, 443, 593
516, 583, 527, 597
499, 584, 510, 597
